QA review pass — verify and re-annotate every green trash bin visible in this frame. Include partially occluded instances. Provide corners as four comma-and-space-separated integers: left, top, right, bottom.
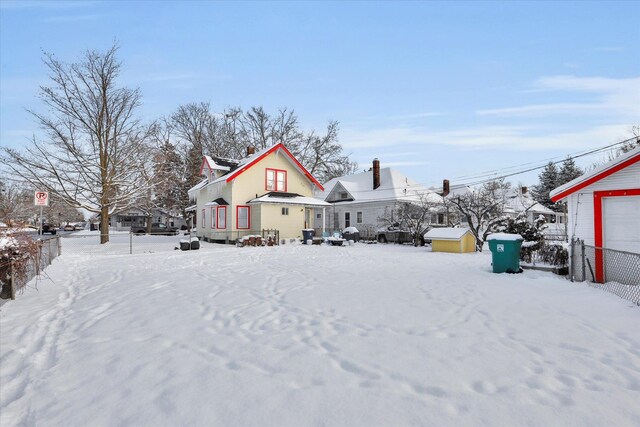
487, 233, 523, 273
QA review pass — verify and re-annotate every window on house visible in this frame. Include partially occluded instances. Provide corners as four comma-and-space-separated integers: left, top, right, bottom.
201, 209, 205, 228
340, 192, 348, 199
266, 169, 287, 191
333, 212, 339, 229
345, 212, 351, 228
356, 212, 363, 224
282, 207, 289, 215
216, 206, 227, 229
437, 213, 444, 224
237, 206, 250, 229
316, 213, 321, 219
210, 208, 216, 229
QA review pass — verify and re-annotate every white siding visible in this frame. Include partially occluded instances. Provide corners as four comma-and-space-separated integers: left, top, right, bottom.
567, 161, 640, 247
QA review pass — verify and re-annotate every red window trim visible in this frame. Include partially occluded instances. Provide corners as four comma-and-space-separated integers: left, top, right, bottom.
216, 206, 227, 229
225, 143, 324, 191
265, 168, 287, 192
592, 188, 640, 283
201, 209, 205, 228
210, 207, 216, 229
236, 205, 250, 229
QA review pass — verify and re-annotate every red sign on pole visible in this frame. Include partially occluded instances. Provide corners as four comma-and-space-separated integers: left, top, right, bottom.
34, 191, 50, 207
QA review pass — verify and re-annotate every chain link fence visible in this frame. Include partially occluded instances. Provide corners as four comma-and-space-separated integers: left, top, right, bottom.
0, 236, 61, 300
569, 238, 640, 305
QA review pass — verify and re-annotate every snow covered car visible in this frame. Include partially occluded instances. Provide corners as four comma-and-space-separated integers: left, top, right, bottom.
63, 224, 75, 231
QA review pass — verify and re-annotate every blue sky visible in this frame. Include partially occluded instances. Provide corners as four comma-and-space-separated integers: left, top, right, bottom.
1, 1, 639, 187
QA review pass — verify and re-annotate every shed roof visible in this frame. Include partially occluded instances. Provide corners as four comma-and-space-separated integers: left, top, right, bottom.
550, 145, 640, 202
424, 227, 474, 241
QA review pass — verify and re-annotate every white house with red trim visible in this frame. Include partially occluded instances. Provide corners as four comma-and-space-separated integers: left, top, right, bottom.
188, 144, 330, 243
550, 146, 640, 282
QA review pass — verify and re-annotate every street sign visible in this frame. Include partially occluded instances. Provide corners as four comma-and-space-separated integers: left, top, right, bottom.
34, 191, 49, 207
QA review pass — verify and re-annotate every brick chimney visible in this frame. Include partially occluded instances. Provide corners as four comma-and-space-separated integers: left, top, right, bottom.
246, 146, 256, 156
442, 179, 450, 197
372, 158, 381, 190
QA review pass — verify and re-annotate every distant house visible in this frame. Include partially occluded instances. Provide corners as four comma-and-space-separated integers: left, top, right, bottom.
503, 187, 567, 237
109, 207, 187, 231
550, 146, 639, 282
314, 159, 447, 239
188, 144, 329, 243
424, 228, 476, 253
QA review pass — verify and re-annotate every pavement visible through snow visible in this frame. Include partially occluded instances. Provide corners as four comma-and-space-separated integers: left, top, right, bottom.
1, 237, 639, 426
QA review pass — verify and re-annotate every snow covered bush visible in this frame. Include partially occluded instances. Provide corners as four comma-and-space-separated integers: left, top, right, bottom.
0, 232, 41, 299
496, 213, 547, 262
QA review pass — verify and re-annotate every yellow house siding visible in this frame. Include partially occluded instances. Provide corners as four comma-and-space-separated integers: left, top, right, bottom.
230, 150, 315, 236
258, 204, 306, 240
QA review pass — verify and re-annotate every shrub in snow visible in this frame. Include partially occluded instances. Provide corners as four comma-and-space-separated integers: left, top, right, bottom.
0, 232, 42, 299
495, 213, 546, 263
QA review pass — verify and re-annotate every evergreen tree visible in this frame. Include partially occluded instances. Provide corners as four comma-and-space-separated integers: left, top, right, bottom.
532, 162, 559, 210
558, 156, 583, 186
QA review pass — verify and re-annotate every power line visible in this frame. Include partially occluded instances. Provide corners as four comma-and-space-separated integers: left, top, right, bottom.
329, 136, 637, 196
449, 137, 635, 182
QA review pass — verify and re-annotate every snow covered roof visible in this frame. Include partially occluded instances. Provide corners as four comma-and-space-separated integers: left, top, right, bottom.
424, 227, 474, 241
503, 189, 555, 214
249, 193, 331, 207
550, 145, 640, 202
318, 167, 440, 204
201, 155, 232, 173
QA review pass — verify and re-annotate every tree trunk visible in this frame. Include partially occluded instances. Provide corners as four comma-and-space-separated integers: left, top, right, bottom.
146, 214, 153, 234
100, 206, 110, 244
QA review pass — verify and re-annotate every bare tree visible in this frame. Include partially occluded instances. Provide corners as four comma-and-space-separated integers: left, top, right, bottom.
446, 180, 511, 251
377, 192, 441, 246
0, 44, 150, 243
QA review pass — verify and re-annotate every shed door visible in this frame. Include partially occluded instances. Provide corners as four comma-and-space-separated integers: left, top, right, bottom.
603, 196, 640, 253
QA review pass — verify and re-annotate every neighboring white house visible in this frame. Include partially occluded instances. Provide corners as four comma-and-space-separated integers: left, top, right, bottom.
503, 187, 567, 238
314, 159, 445, 238
109, 207, 187, 231
550, 146, 640, 283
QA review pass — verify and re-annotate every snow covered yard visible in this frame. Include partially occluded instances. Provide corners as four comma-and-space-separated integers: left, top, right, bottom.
1, 239, 639, 426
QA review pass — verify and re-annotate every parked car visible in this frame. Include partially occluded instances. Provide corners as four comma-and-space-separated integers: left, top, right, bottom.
74, 222, 86, 231
41, 224, 57, 235
133, 223, 179, 236
63, 224, 75, 231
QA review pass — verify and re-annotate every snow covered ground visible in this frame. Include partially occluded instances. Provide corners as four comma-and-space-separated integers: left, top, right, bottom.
1, 236, 639, 426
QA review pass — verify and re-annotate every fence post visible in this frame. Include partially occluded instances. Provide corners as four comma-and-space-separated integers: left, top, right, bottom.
10, 260, 15, 300
48, 239, 52, 266
580, 239, 586, 282
569, 238, 574, 282
58, 236, 61, 256
130, 231, 133, 255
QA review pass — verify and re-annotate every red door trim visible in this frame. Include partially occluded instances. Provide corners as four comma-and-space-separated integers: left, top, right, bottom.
593, 188, 640, 283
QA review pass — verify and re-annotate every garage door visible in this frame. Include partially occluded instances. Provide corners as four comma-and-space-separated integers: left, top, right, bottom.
603, 196, 640, 253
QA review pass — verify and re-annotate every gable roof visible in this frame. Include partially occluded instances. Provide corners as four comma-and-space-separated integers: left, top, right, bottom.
200, 155, 238, 175
223, 143, 324, 191
550, 146, 640, 202
318, 167, 439, 203
424, 227, 474, 241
